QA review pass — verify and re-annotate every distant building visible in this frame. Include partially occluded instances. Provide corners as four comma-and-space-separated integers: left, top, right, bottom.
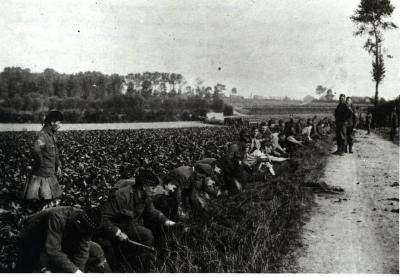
349, 96, 371, 103
230, 94, 244, 100
253, 95, 265, 100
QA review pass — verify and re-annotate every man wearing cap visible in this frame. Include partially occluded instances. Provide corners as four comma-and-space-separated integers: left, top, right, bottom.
99, 169, 177, 272
22, 110, 64, 209
219, 135, 253, 192
16, 206, 110, 273
160, 163, 219, 220
334, 94, 352, 155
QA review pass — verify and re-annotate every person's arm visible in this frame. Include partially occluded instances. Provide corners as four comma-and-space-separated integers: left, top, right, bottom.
70, 240, 90, 272
100, 197, 123, 239
144, 197, 168, 225
272, 135, 286, 153
287, 136, 303, 145
190, 179, 207, 209
32, 134, 45, 168
55, 142, 62, 174
45, 214, 81, 273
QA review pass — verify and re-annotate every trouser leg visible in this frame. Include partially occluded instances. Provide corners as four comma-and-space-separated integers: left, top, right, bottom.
347, 127, 353, 153
341, 124, 347, 153
335, 126, 341, 151
122, 224, 155, 272
267, 155, 287, 163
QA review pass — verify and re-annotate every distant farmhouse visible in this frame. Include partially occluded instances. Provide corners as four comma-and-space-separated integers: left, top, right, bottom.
349, 96, 372, 103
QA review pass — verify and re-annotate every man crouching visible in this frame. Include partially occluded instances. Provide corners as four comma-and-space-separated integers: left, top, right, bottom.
15, 206, 110, 273
99, 169, 177, 272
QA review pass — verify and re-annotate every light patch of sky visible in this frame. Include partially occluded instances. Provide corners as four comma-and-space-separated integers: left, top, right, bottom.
0, 0, 399, 99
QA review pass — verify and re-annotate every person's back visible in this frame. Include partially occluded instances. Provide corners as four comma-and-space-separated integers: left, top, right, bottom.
17, 206, 107, 273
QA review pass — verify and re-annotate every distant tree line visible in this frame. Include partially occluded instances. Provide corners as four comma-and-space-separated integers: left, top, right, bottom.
0, 67, 233, 123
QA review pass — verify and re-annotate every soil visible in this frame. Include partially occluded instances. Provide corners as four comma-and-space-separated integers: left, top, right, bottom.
295, 130, 399, 274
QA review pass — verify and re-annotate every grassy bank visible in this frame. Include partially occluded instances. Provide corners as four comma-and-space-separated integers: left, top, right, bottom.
154, 137, 332, 273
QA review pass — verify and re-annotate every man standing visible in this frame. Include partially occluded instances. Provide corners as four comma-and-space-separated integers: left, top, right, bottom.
390, 106, 399, 141
16, 206, 110, 273
334, 94, 352, 155
99, 169, 177, 272
345, 97, 356, 153
22, 110, 64, 210
366, 111, 373, 135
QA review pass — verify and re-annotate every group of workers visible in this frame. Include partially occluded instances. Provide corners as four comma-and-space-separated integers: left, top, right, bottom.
16, 110, 335, 273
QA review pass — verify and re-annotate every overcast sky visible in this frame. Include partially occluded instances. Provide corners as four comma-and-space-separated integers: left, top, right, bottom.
0, 0, 399, 99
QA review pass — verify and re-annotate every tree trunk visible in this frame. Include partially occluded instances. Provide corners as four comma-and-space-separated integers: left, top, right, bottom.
373, 20, 379, 107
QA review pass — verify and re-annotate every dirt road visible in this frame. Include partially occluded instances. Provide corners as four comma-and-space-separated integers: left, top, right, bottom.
296, 131, 399, 274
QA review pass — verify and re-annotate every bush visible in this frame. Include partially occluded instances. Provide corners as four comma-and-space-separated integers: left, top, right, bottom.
62, 109, 82, 123
223, 105, 234, 116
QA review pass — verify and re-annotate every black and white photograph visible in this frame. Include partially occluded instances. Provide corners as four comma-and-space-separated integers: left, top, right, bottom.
0, 0, 399, 274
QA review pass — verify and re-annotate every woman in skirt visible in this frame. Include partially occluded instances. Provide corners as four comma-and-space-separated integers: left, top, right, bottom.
22, 110, 64, 209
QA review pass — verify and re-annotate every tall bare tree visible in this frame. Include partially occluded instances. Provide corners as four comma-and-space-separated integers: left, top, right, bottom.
350, 0, 398, 105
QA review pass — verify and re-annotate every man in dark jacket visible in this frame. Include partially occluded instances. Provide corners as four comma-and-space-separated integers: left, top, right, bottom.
99, 169, 177, 272
159, 163, 220, 220
334, 94, 352, 155
16, 206, 110, 273
219, 135, 252, 193
345, 97, 356, 153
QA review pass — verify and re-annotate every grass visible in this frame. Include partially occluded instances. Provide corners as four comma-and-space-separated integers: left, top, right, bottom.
152, 137, 333, 273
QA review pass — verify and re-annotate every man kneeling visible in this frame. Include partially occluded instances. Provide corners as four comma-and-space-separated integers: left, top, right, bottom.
16, 206, 110, 273
99, 169, 177, 272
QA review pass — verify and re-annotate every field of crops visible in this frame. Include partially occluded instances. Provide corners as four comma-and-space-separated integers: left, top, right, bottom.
0, 121, 217, 132
0, 126, 332, 272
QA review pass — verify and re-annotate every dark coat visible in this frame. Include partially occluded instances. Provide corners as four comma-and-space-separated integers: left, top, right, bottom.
345, 104, 356, 127
163, 166, 199, 206
334, 102, 352, 124
100, 185, 167, 238
32, 125, 61, 177
17, 206, 91, 273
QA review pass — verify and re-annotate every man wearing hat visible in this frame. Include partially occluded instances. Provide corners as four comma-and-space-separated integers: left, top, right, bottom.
159, 163, 220, 220
99, 169, 177, 272
16, 206, 110, 273
22, 110, 64, 209
218, 134, 253, 193
334, 94, 352, 155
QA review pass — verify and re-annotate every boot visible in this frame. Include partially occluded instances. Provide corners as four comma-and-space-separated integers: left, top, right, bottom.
338, 145, 344, 156
344, 145, 348, 153
333, 144, 341, 155
349, 144, 353, 154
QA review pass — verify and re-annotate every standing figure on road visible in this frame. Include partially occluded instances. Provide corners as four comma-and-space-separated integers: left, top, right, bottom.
366, 111, 373, 135
16, 206, 110, 273
345, 97, 356, 153
333, 94, 352, 155
22, 110, 64, 210
389, 106, 399, 141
